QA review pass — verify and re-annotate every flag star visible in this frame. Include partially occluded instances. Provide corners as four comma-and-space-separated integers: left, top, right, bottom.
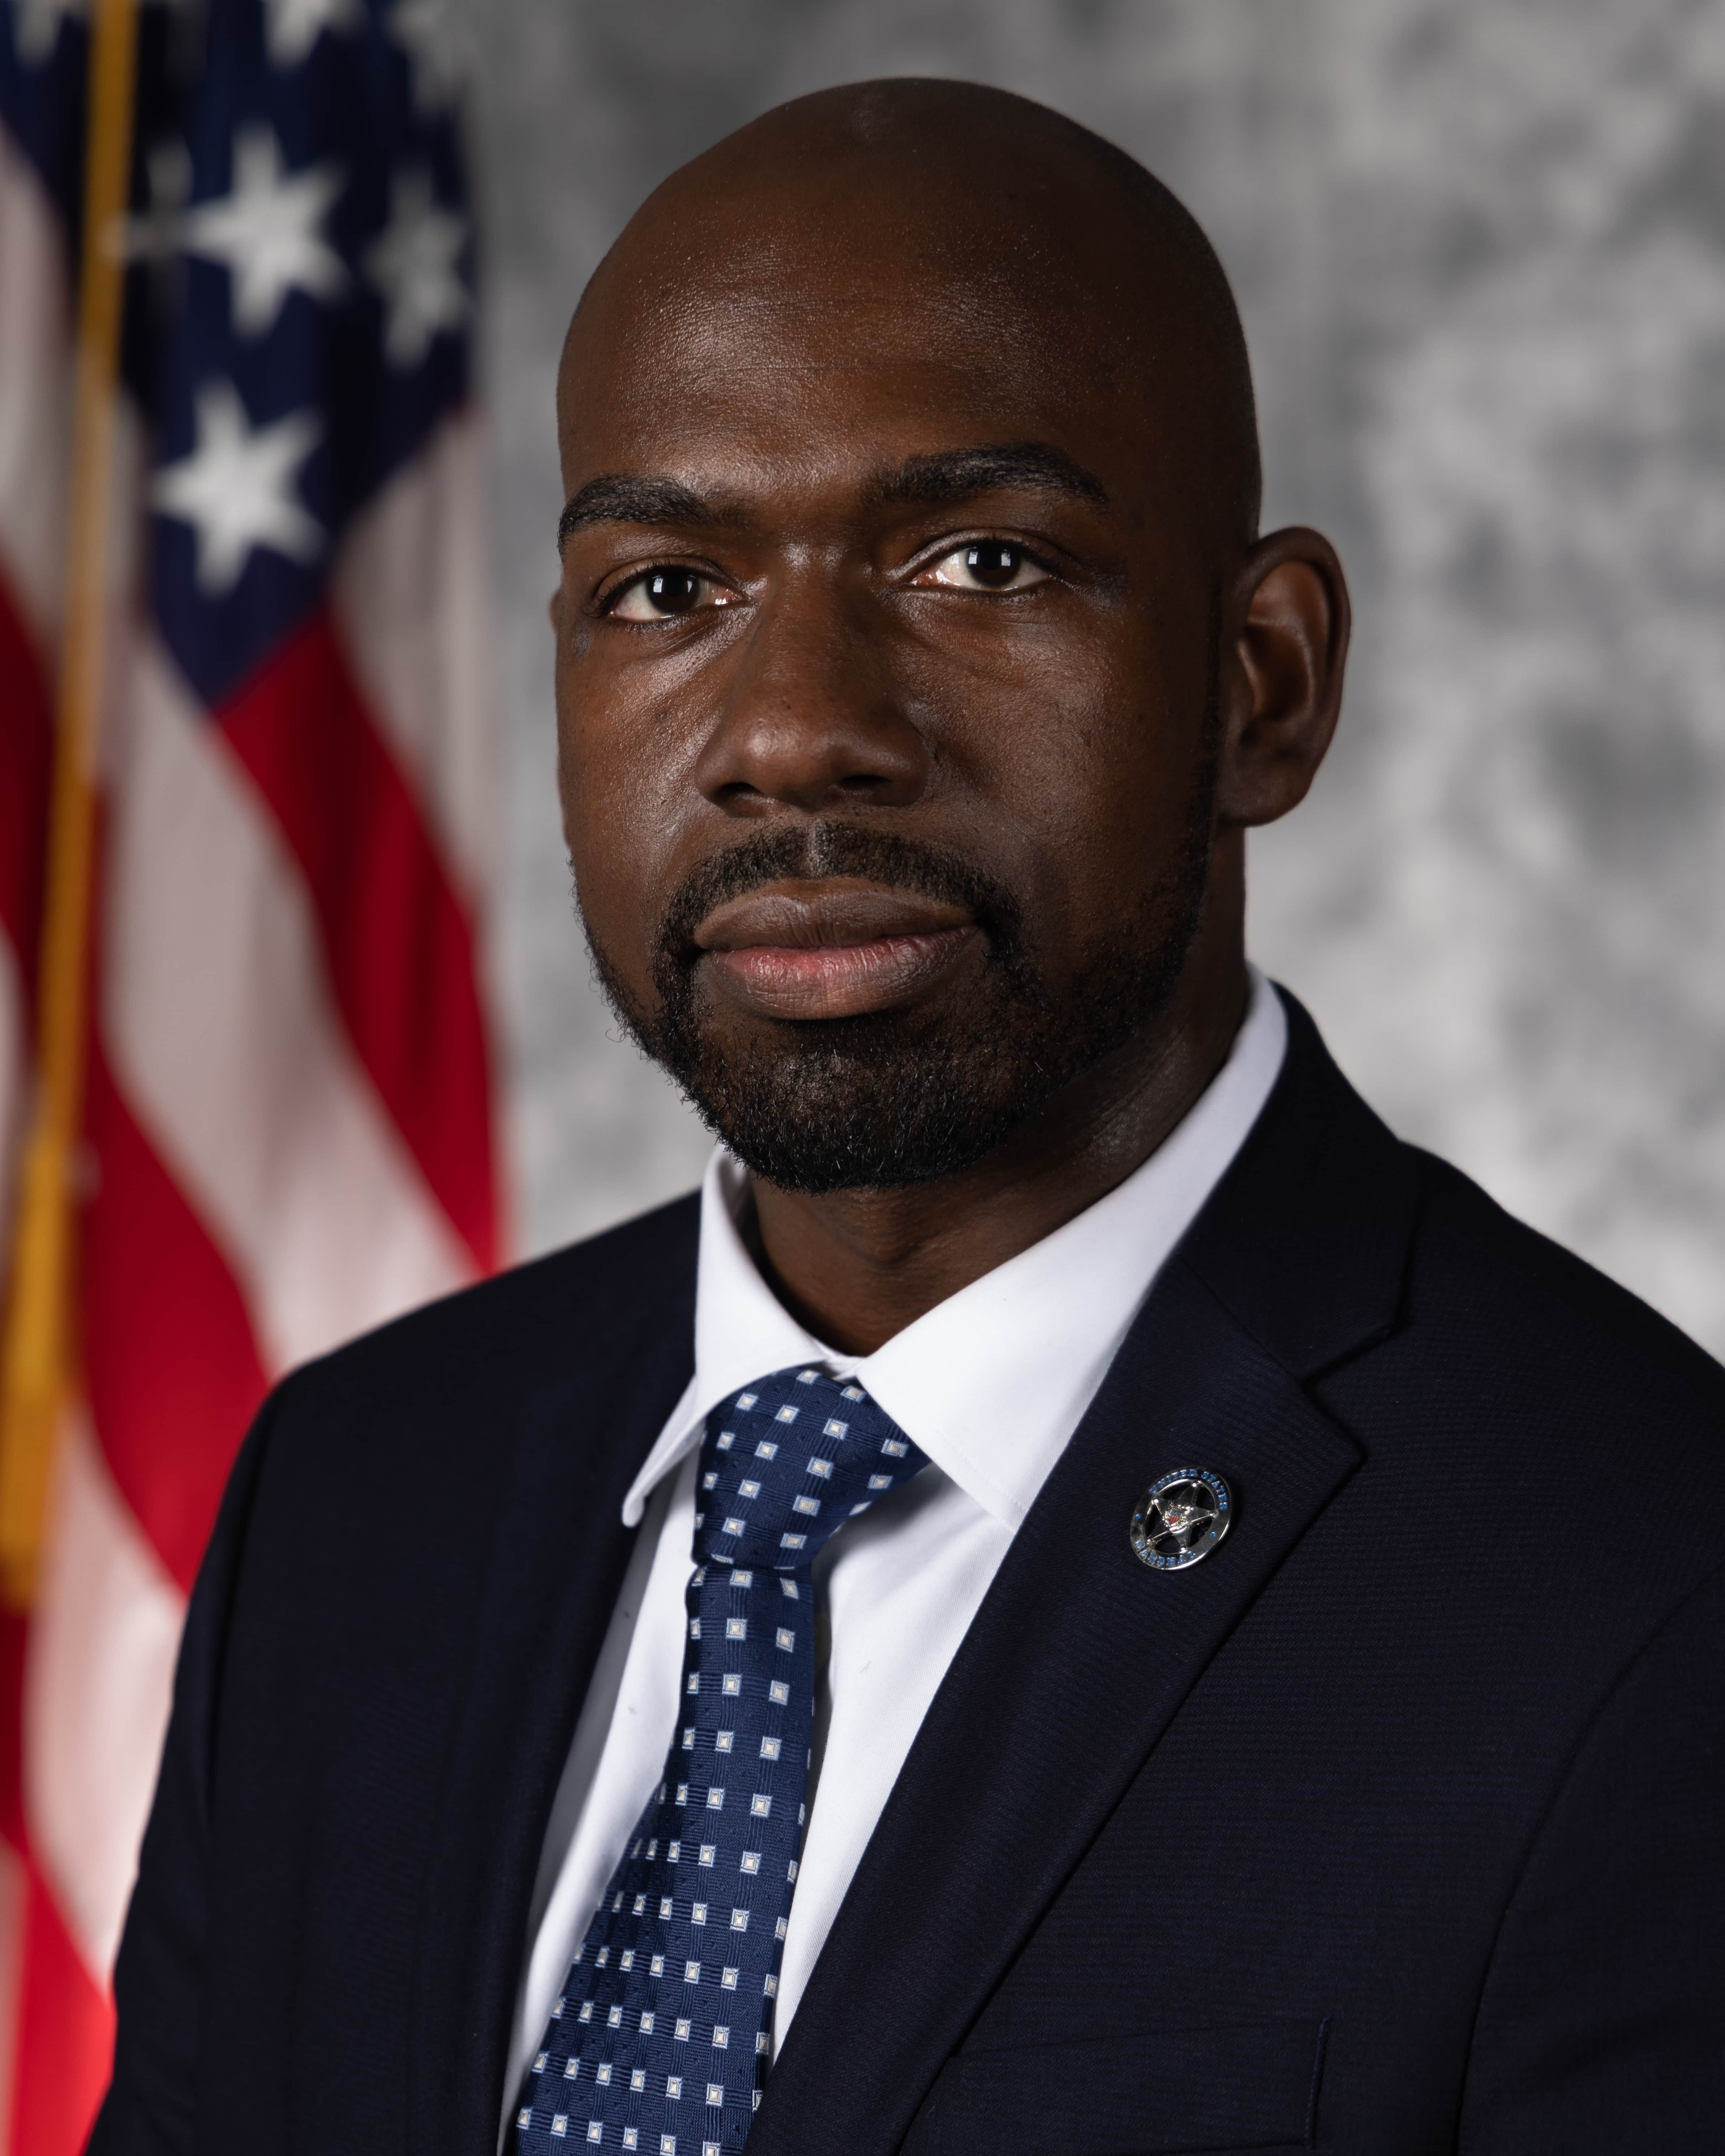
14, 0, 85, 65
262, 0, 360, 67
365, 168, 468, 366
119, 139, 192, 268
152, 381, 323, 594
182, 123, 346, 337
388, 0, 464, 112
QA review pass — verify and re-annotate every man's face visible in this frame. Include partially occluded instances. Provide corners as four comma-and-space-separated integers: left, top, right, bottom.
553, 192, 1228, 1192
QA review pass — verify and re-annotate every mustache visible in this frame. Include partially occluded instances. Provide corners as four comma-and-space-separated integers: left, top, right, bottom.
652, 821, 1025, 972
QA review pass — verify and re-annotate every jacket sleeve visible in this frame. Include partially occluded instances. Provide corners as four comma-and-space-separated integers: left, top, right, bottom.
1459, 1558, 1725, 2153
85, 1385, 287, 2156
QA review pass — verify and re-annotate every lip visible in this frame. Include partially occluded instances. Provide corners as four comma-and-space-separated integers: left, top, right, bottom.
693, 879, 981, 1021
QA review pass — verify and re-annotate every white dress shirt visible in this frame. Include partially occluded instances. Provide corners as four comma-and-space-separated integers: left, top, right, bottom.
501, 969, 1287, 2131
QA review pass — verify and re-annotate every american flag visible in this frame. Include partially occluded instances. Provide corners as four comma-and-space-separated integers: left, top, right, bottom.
0, 3, 502, 2148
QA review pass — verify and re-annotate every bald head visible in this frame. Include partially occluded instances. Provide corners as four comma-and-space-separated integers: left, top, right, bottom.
560, 79, 1261, 560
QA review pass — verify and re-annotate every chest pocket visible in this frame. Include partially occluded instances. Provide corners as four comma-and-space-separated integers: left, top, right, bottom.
901, 2015, 1329, 2155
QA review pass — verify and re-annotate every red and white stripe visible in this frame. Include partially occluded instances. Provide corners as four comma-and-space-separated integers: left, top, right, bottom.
0, 113, 502, 2156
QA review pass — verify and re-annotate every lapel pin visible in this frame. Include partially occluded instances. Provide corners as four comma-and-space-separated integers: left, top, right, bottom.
1130, 1467, 1232, 1571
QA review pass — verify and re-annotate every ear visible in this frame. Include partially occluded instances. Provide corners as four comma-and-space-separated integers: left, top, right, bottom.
1215, 526, 1350, 828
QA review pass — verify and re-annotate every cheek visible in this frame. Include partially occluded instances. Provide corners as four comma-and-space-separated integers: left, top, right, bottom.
918, 623, 1198, 952
554, 663, 691, 984
556, 616, 756, 1010
1036, 722, 1195, 957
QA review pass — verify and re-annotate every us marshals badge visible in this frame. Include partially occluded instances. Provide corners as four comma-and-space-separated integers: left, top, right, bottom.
1129, 1467, 1233, 1571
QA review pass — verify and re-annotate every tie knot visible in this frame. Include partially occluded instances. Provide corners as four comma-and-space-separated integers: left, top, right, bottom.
694, 1366, 928, 1569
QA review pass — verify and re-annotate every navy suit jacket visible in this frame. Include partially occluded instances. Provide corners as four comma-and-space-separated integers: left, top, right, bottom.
91, 996, 1725, 2155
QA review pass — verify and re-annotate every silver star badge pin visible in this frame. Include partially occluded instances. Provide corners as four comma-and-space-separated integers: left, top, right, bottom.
1129, 1467, 1232, 1571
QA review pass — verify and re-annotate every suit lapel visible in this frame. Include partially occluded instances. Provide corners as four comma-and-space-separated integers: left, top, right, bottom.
404, 1240, 698, 2156
753, 994, 1420, 2156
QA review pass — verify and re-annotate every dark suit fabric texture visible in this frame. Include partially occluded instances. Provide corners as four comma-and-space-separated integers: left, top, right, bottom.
91, 994, 1725, 2156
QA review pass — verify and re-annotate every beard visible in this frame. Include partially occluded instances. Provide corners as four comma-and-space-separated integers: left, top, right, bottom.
582, 776, 1216, 1196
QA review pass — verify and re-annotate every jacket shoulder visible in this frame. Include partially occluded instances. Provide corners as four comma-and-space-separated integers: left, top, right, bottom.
1407, 1146, 1725, 1425
212, 1189, 701, 1674
277, 1188, 702, 1425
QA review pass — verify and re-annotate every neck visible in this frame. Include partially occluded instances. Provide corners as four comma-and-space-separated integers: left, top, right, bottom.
747, 926, 1250, 1357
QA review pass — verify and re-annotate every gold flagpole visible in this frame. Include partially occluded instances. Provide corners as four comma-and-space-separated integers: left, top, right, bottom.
0, 0, 141, 1609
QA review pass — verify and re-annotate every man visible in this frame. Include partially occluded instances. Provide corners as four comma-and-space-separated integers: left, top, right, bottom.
95, 80, 1723, 2156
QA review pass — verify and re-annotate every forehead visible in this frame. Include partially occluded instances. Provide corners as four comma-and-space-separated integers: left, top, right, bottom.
557, 197, 1150, 496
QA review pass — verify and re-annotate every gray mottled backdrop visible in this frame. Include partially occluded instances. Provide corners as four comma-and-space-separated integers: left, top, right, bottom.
456, 0, 1725, 1355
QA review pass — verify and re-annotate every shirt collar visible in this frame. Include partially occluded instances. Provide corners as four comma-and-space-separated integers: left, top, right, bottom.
622, 966, 1287, 1529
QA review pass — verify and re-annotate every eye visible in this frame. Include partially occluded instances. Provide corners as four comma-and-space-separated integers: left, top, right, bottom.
605, 566, 733, 622
914, 540, 1052, 593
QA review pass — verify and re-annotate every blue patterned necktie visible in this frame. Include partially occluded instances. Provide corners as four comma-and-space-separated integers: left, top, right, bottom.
514, 1366, 930, 2156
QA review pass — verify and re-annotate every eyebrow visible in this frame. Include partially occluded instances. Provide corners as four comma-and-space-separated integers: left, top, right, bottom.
864, 442, 1110, 512
557, 474, 739, 548
556, 439, 1110, 550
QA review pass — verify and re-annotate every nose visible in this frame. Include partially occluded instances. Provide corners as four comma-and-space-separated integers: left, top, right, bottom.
690, 572, 932, 816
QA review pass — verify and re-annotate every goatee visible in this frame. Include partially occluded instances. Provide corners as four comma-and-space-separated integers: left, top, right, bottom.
583, 804, 1213, 1195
